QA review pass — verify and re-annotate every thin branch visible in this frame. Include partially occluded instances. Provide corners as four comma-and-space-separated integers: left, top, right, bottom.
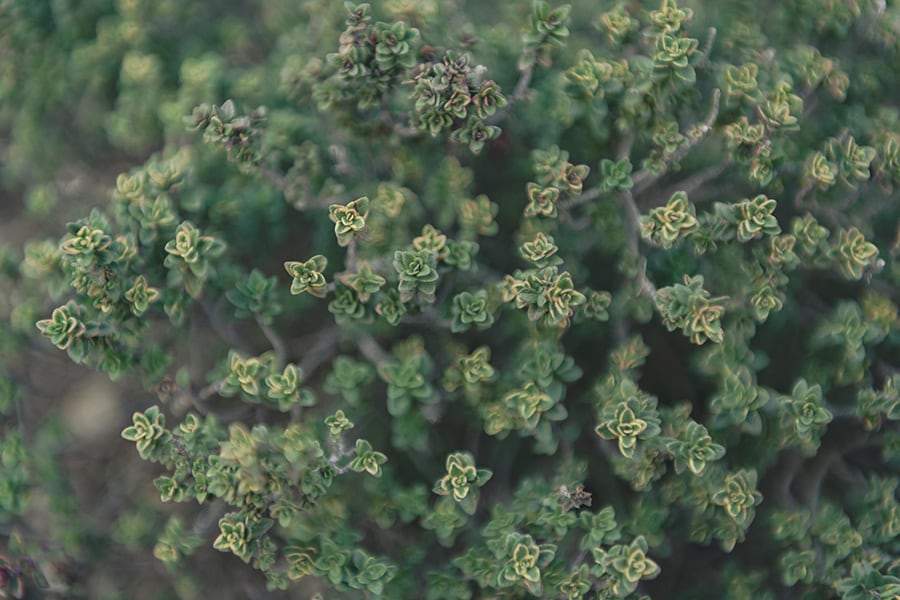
558, 94, 728, 213
192, 500, 227, 537
356, 334, 392, 369
255, 313, 288, 368
487, 64, 534, 125
199, 298, 251, 354
197, 380, 225, 402
345, 237, 359, 273
617, 131, 635, 161
296, 327, 342, 378
794, 428, 871, 511
327, 437, 354, 474
392, 122, 421, 138
697, 27, 718, 68
257, 165, 286, 191
633, 88, 722, 196
650, 162, 730, 209
558, 185, 602, 211
620, 190, 658, 299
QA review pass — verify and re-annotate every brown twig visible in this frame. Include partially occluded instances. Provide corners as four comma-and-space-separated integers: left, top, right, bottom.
255, 313, 288, 368
620, 190, 658, 299
633, 88, 722, 196
356, 334, 392, 369
295, 327, 342, 378
487, 64, 534, 125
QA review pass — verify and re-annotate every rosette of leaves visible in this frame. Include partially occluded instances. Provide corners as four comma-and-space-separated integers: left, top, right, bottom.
433, 452, 492, 515
650, 118, 685, 157
337, 261, 386, 304
347, 549, 397, 595
451, 116, 502, 155
591, 535, 660, 596
835, 562, 900, 600
520, 1, 571, 69
121, 406, 171, 461
153, 517, 203, 568
450, 290, 494, 333
595, 392, 662, 458
652, 30, 698, 84
507, 266, 586, 328
855, 374, 900, 431
226, 269, 281, 323
519, 232, 562, 268
373, 20, 420, 72
759, 81, 803, 131
501, 381, 564, 434
734, 195, 780, 242
57, 211, 136, 314
379, 347, 437, 416
324, 356, 375, 406
348, 439, 388, 477
781, 379, 832, 450
665, 420, 725, 475
220, 351, 276, 400
324, 409, 354, 438
124, 275, 160, 317
393, 248, 438, 303
189, 99, 266, 167
284, 545, 317, 581
35, 302, 87, 356
712, 469, 763, 528
284, 254, 328, 298
524, 183, 561, 218
749, 280, 785, 323
649, 0, 693, 31
312, 538, 350, 587
655, 274, 726, 345
113, 170, 179, 245
721, 62, 761, 106
444, 239, 479, 271
598, 4, 638, 44
576, 288, 612, 322
58, 221, 112, 268
832, 227, 880, 280
472, 79, 507, 120
212, 511, 274, 564
530, 146, 590, 194
564, 49, 614, 98
791, 213, 830, 259
709, 365, 769, 433
375, 289, 408, 325
459, 194, 499, 236
780, 549, 817, 586
598, 157, 633, 191
443, 345, 497, 395
329, 196, 370, 247
412, 224, 449, 261
641, 190, 698, 248
163, 221, 226, 298
496, 532, 556, 596
265, 364, 316, 412
826, 135, 877, 187
806, 151, 838, 190
328, 282, 368, 322
422, 497, 469, 548
408, 50, 505, 154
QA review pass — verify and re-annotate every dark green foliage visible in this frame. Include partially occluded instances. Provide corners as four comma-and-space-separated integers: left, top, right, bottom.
2, 0, 900, 598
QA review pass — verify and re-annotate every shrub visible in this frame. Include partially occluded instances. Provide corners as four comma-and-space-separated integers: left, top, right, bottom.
2, 0, 900, 598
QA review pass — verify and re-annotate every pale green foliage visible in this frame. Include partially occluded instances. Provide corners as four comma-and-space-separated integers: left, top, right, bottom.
3, 0, 900, 598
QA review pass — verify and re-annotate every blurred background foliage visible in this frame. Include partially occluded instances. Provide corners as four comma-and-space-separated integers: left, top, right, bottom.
0, 0, 899, 598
